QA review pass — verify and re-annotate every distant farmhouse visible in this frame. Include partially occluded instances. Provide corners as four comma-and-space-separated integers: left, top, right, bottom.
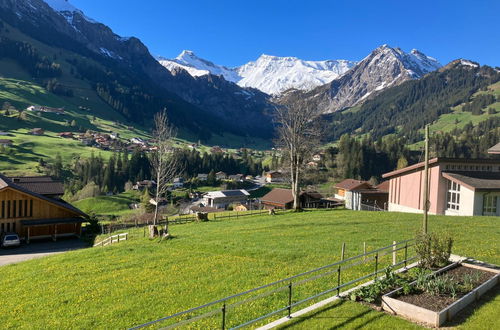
0, 174, 88, 242
216, 171, 227, 180
197, 173, 208, 181
265, 171, 284, 183
260, 188, 339, 209
173, 177, 184, 189
334, 179, 389, 210
26, 105, 65, 115
203, 190, 250, 209
383, 158, 500, 216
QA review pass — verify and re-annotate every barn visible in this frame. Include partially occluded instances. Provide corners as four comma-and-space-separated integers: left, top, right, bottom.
0, 174, 88, 242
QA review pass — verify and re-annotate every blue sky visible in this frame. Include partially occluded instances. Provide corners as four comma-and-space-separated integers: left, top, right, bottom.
72, 0, 499, 67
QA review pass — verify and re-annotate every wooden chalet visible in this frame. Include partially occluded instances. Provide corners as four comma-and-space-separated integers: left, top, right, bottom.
0, 174, 88, 242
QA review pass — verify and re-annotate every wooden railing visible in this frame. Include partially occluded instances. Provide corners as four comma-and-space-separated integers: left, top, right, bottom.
93, 233, 128, 247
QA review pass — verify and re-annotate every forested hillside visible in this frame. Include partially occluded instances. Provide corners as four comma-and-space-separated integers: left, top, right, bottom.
323, 60, 500, 142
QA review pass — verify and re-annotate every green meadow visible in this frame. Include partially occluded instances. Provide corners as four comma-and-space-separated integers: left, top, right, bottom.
0, 210, 498, 329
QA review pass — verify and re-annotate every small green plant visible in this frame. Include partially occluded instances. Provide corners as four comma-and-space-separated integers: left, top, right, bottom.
460, 272, 481, 292
415, 231, 453, 269
350, 267, 408, 303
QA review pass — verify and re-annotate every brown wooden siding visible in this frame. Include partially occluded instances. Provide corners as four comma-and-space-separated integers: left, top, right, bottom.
0, 187, 80, 237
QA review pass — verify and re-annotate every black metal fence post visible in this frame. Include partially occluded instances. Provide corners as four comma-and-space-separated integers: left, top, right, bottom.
221, 303, 226, 330
337, 265, 341, 296
374, 253, 379, 281
287, 282, 293, 318
404, 242, 408, 268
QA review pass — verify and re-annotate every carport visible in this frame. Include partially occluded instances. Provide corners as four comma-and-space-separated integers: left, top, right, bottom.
21, 217, 86, 243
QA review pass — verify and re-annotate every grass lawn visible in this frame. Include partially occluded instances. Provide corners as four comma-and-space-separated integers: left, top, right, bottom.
0, 210, 498, 329
72, 191, 141, 216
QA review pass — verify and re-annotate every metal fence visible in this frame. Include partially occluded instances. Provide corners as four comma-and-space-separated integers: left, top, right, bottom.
99, 209, 287, 235
130, 239, 417, 329
359, 203, 387, 212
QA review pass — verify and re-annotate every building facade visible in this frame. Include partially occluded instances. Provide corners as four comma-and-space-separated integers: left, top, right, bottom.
203, 190, 250, 209
0, 174, 88, 241
382, 158, 500, 216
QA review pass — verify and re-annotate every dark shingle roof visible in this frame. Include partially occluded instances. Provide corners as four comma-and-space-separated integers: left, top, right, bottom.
442, 171, 500, 191
261, 188, 293, 205
0, 174, 87, 217
8, 176, 64, 196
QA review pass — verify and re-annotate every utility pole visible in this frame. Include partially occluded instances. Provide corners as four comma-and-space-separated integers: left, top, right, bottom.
423, 124, 430, 233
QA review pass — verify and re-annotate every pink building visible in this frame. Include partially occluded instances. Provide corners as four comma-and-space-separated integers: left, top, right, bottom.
382, 158, 500, 216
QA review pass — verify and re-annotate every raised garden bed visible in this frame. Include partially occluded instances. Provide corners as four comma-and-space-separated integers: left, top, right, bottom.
382, 262, 499, 327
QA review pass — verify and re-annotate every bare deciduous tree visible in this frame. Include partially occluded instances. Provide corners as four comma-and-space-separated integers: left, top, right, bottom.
275, 100, 322, 211
150, 109, 181, 236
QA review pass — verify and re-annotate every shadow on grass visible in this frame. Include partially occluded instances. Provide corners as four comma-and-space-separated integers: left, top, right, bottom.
444, 283, 499, 327
279, 299, 385, 329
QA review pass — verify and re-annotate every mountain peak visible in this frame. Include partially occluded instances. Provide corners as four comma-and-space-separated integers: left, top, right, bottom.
177, 50, 196, 59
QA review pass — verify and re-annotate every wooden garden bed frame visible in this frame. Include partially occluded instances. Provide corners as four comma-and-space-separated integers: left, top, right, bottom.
381, 262, 500, 327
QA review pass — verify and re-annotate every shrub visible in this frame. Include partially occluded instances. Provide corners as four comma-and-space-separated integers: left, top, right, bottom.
415, 232, 453, 269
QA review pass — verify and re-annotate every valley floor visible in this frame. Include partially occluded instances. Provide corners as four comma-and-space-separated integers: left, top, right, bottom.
0, 210, 498, 329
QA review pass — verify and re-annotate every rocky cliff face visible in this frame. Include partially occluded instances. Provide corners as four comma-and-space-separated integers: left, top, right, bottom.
278, 45, 441, 113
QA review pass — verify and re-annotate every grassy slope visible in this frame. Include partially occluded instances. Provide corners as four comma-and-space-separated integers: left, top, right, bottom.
72, 191, 141, 216
428, 81, 500, 134
0, 210, 498, 329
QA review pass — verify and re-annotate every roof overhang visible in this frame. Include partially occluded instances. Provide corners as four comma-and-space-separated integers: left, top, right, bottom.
21, 217, 87, 226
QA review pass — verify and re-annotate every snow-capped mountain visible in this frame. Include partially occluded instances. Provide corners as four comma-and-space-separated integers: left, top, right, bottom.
158, 50, 240, 83
279, 45, 442, 113
236, 55, 356, 94
158, 52, 357, 95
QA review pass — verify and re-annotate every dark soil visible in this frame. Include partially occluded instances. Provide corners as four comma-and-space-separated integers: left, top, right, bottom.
396, 265, 496, 312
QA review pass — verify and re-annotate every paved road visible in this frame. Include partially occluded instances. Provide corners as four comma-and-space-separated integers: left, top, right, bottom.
0, 238, 88, 266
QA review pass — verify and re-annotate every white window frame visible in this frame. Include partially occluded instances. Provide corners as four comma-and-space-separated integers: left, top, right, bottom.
483, 195, 497, 216
446, 180, 460, 211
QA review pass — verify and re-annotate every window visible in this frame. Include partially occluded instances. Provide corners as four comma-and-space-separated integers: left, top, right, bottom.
483, 195, 497, 215
446, 180, 461, 211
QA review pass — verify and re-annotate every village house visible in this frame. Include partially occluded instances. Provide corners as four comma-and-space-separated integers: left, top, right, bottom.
30, 128, 44, 136
228, 174, 244, 182
203, 189, 250, 209
260, 188, 331, 209
216, 171, 227, 180
0, 174, 87, 242
133, 180, 156, 191
0, 139, 13, 147
197, 173, 208, 181
173, 177, 184, 189
382, 157, 500, 216
266, 171, 284, 183
334, 179, 389, 210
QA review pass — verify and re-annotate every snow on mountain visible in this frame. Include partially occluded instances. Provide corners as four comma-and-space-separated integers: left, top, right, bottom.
236, 55, 356, 94
158, 51, 240, 83
158, 51, 357, 95
43, 0, 96, 23
278, 45, 443, 113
